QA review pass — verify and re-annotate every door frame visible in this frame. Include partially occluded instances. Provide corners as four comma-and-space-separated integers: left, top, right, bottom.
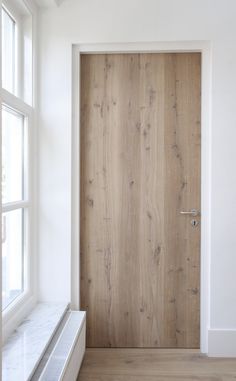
71, 41, 212, 354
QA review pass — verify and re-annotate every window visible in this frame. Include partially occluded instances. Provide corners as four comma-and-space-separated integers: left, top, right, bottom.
1, 0, 33, 317
1, 0, 33, 104
2, 106, 28, 310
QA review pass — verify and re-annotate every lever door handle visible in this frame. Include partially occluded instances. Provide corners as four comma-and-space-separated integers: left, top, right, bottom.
180, 209, 199, 217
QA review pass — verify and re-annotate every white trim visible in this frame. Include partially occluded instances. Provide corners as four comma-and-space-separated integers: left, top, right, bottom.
200, 46, 212, 354
76, 41, 209, 54
34, 0, 64, 8
71, 47, 80, 310
2, 200, 29, 212
71, 41, 212, 354
28, 0, 39, 302
2, 88, 33, 115
0, 0, 2, 374
208, 329, 236, 357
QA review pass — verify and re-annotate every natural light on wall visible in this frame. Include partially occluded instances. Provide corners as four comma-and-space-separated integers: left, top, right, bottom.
1, 0, 33, 315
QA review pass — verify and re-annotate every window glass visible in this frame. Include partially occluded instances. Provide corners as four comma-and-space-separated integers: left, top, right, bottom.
2, 2, 33, 104
2, 106, 24, 204
2, 209, 24, 310
2, 7, 15, 94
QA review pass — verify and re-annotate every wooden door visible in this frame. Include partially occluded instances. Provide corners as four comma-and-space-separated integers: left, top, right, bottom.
80, 53, 201, 348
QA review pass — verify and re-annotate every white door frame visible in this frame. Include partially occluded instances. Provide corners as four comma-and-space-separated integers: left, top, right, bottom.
71, 41, 212, 354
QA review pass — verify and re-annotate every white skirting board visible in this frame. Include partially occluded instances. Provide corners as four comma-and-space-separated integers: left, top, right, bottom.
208, 329, 236, 357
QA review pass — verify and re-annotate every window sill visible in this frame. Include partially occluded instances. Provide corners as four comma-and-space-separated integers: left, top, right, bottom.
3, 302, 69, 381
2, 292, 37, 343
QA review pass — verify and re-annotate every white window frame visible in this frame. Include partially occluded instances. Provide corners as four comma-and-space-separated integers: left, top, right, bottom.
1, 0, 38, 343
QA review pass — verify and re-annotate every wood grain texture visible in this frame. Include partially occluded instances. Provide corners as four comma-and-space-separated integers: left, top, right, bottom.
80, 53, 201, 348
77, 349, 236, 381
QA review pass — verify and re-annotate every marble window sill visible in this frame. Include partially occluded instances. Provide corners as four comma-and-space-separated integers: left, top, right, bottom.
3, 302, 69, 381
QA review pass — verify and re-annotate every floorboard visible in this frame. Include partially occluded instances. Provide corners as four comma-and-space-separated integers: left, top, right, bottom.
78, 349, 236, 381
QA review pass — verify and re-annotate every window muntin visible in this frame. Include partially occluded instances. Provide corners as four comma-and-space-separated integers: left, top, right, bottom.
2, 7, 16, 94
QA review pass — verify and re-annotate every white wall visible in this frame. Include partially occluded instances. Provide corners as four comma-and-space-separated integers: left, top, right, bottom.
38, 0, 236, 355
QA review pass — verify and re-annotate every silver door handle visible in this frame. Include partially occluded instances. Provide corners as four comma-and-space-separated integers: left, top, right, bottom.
180, 209, 199, 217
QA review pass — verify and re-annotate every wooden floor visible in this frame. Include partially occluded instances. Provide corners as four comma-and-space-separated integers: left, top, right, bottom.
78, 349, 236, 381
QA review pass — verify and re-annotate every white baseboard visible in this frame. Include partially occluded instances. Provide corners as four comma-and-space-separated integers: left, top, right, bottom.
208, 329, 236, 357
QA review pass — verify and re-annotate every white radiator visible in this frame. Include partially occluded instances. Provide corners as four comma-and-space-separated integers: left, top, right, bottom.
33, 311, 86, 381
